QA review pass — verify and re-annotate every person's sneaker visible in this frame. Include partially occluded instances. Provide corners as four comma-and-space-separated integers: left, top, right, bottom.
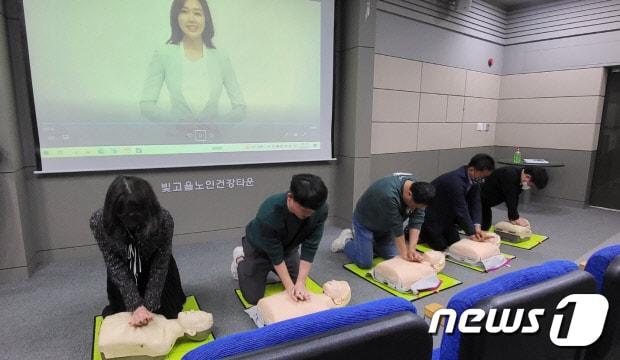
231, 246, 244, 280
331, 229, 353, 253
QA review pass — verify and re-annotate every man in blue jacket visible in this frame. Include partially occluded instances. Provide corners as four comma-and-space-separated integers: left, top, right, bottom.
420, 154, 495, 250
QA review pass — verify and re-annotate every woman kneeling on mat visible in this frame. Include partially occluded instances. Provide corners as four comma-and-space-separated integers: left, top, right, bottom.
90, 175, 186, 326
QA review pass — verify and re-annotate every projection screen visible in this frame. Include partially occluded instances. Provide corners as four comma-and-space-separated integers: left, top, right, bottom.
22, 0, 335, 173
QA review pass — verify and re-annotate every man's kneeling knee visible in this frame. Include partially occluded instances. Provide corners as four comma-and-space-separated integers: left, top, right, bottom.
354, 258, 374, 270
244, 291, 263, 306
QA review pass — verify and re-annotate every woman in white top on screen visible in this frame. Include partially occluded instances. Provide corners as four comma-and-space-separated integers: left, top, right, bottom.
140, 0, 245, 122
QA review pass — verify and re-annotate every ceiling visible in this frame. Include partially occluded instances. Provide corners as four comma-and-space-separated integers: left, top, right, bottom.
483, 0, 568, 11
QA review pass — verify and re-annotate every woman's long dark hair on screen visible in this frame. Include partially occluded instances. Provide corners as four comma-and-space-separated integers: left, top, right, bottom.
167, 0, 215, 48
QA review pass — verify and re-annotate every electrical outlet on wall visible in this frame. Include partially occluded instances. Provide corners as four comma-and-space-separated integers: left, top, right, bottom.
476, 122, 490, 132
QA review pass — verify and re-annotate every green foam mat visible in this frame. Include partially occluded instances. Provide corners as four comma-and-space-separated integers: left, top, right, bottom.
91, 295, 215, 360
416, 244, 515, 273
234, 277, 323, 309
488, 225, 549, 250
343, 258, 462, 301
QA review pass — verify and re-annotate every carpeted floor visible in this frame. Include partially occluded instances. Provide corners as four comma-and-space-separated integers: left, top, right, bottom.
1, 201, 619, 359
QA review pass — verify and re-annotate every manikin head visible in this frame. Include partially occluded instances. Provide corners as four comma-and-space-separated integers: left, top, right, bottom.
177, 310, 214, 340
422, 250, 446, 272
323, 280, 351, 307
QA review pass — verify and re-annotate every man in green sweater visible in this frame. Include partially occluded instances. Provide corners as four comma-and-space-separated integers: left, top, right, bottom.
231, 174, 328, 305
331, 173, 435, 269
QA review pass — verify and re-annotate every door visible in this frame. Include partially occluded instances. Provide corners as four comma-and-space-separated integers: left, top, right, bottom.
590, 67, 620, 209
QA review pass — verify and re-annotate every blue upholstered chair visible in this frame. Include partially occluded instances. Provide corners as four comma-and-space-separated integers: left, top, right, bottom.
184, 297, 432, 360
584, 245, 620, 360
432, 260, 596, 360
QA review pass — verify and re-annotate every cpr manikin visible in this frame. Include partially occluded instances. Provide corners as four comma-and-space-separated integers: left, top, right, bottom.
98, 310, 213, 359
249, 280, 352, 327
494, 221, 532, 242
447, 232, 508, 271
372, 251, 446, 293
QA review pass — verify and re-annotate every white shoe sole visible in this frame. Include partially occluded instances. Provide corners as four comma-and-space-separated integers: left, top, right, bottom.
331, 229, 353, 253
231, 246, 244, 280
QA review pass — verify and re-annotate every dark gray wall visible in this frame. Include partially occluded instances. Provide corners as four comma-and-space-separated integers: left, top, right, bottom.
376, 0, 620, 75
494, 146, 597, 204
27, 164, 337, 250
384, 0, 620, 47
370, 146, 496, 183
503, 31, 620, 74
375, 1, 505, 75
370, 146, 596, 206
333, 0, 377, 224
503, 0, 620, 74
503, 0, 620, 46
0, 2, 32, 281
377, 0, 507, 45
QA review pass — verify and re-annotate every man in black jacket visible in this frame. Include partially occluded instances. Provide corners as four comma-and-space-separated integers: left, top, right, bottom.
480, 166, 548, 230
419, 154, 495, 250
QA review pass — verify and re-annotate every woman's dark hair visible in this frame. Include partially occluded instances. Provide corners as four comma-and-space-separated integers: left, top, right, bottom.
411, 182, 436, 205
290, 174, 328, 211
102, 176, 162, 238
468, 153, 495, 171
524, 167, 549, 189
167, 0, 215, 48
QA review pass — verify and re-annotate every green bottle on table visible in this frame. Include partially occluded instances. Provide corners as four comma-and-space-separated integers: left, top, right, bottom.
513, 146, 522, 164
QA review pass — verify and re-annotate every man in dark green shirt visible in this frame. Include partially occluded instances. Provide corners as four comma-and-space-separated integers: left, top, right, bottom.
231, 174, 328, 305
331, 173, 435, 269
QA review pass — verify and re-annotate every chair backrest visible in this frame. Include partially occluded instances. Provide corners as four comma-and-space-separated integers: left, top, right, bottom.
438, 260, 582, 360
460, 271, 595, 360
232, 311, 432, 360
585, 245, 620, 292
184, 297, 431, 360
585, 246, 620, 360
